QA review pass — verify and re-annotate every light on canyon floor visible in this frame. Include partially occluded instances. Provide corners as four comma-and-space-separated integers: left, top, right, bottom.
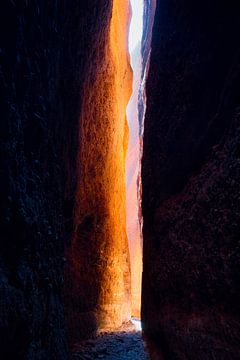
131, 317, 142, 331
126, 0, 144, 318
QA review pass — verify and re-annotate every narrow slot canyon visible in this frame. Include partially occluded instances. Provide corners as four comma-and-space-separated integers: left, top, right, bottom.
126, 0, 144, 320
1, 1, 240, 360
66, 0, 151, 357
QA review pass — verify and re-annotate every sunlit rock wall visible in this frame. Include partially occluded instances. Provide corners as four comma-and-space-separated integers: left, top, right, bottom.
65, 0, 132, 344
142, 0, 240, 359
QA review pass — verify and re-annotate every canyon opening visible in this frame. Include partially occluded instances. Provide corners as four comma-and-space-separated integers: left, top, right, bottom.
126, 0, 144, 321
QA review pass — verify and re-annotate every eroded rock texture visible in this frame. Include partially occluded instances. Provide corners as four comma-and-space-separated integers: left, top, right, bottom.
142, 1, 240, 359
64, 0, 132, 345
0, 1, 115, 358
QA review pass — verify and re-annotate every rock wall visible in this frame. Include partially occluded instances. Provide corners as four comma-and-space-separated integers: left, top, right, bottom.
142, 1, 240, 359
64, 0, 132, 345
0, 1, 115, 358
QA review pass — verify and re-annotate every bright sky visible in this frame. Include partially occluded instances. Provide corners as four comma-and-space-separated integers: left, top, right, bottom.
129, 0, 144, 53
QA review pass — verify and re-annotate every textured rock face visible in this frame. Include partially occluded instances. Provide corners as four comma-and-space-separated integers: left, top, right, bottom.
64, 0, 132, 345
142, 1, 240, 359
0, 1, 114, 358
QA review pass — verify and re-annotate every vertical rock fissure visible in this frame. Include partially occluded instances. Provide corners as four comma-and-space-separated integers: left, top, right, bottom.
126, 0, 144, 319
126, 0, 156, 319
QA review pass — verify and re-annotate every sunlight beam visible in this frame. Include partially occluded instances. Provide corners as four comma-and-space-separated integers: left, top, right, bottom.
129, 0, 144, 54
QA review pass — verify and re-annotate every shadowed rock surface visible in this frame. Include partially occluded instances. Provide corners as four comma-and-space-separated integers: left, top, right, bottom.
142, 0, 240, 359
0, 1, 114, 359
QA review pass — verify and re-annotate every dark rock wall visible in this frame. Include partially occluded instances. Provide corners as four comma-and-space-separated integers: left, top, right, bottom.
0, 1, 112, 359
142, 0, 240, 359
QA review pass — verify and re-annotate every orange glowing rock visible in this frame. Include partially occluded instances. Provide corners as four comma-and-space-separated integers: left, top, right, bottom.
65, 0, 133, 341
